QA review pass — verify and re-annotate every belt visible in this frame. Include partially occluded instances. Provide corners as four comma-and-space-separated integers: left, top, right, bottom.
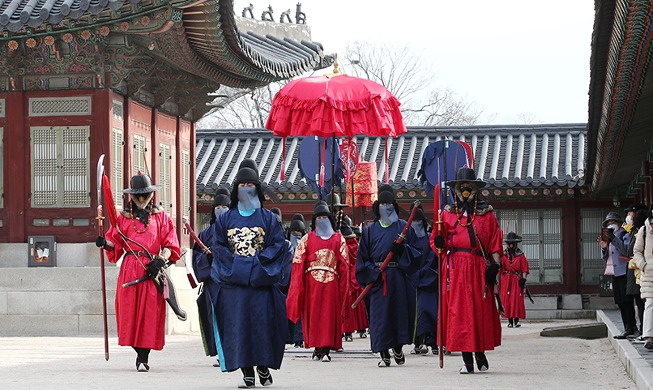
125, 251, 149, 258
375, 262, 398, 268
503, 271, 521, 276
306, 265, 338, 276
451, 248, 481, 255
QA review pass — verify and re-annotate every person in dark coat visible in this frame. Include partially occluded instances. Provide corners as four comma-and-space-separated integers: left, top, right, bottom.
356, 188, 421, 367
209, 159, 289, 388
409, 206, 439, 355
192, 187, 230, 367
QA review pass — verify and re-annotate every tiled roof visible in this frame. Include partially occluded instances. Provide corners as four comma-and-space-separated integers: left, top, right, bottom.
195, 124, 587, 195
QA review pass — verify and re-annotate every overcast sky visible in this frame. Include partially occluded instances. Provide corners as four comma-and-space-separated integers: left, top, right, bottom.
234, 1, 595, 125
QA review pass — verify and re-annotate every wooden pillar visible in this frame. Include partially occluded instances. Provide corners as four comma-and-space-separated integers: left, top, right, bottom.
563, 197, 580, 293
189, 121, 197, 235
6, 89, 25, 242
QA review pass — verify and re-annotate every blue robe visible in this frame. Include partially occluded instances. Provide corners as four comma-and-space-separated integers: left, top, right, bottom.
192, 225, 218, 357
356, 220, 420, 352
413, 233, 438, 346
210, 208, 289, 372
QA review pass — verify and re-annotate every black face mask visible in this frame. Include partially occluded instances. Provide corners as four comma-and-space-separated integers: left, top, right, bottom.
507, 244, 516, 255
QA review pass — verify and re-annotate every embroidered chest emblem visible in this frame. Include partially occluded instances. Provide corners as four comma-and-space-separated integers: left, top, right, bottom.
227, 226, 265, 256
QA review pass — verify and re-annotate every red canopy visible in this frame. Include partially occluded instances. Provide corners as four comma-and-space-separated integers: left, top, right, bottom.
265, 74, 407, 138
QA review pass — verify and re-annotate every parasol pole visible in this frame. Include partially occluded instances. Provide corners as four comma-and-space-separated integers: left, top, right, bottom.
331, 134, 336, 211
350, 137, 356, 225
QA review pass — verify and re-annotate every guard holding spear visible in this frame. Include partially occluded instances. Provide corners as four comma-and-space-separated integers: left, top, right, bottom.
432, 167, 503, 374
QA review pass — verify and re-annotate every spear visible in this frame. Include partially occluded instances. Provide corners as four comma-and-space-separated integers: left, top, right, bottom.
96, 155, 110, 361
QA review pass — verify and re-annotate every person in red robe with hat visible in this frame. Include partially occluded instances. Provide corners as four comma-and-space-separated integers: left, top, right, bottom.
500, 232, 529, 328
432, 167, 502, 374
286, 201, 349, 362
95, 173, 181, 372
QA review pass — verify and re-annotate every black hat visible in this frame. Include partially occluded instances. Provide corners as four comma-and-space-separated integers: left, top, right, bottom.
378, 190, 395, 204
602, 211, 622, 228
123, 174, 161, 194
444, 167, 487, 188
292, 213, 306, 223
326, 192, 348, 207
270, 207, 282, 223
289, 219, 306, 234
504, 232, 522, 243
340, 223, 354, 238
624, 203, 648, 213
212, 187, 231, 207
378, 183, 394, 195
239, 158, 259, 175
313, 201, 331, 217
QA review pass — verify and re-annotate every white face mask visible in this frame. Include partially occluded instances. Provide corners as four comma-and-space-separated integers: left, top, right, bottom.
625, 215, 633, 226
315, 218, 334, 238
608, 223, 619, 231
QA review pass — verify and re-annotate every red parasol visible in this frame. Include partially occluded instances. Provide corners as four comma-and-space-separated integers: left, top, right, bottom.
265, 73, 406, 139
265, 72, 407, 186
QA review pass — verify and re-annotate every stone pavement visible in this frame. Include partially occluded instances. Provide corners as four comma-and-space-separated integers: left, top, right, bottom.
598, 309, 653, 389
0, 318, 638, 390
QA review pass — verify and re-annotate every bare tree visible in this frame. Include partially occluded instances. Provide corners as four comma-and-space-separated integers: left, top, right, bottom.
343, 41, 484, 126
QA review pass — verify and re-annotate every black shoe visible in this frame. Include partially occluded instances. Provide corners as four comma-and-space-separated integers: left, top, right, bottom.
294, 341, 304, 348
136, 362, 149, 372
475, 354, 489, 372
378, 357, 391, 367
238, 377, 255, 388
614, 331, 634, 339
645, 338, 653, 350
344, 335, 353, 342
459, 364, 474, 374
257, 367, 273, 386
392, 348, 405, 365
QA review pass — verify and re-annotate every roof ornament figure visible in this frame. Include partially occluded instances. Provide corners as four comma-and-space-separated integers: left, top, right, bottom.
296, 3, 306, 24
280, 9, 292, 23
261, 5, 274, 22
242, 3, 254, 18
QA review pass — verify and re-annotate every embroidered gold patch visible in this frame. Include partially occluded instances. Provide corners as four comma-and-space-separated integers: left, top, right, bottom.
309, 248, 336, 283
227, 226, 266, 256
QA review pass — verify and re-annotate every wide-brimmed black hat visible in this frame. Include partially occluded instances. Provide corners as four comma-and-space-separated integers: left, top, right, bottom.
602, 211, 622, 228
504, 231, 522, 243
444, 167, 487, 188
123, 174, 161, 194
270, 207, 282, 223
326, 192, 348, 207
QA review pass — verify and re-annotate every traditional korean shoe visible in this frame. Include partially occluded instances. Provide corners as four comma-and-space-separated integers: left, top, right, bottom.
311, 352, 320, 361
392, 348, 405, 365
378, 357, 391, 367
321, 354, 331, 362
136, 359, 149, 372
475, 354, 489, 372
213, 358, 220, 367
418, 344, 429, 355
358, 331, 367, 338
344, 335, 353, 342
257, 367, 273, 386
238, 377, 255, 388
293, 341, 303, 348
507, 323, 513, 328
459, 364, 474, 374
644, 338, 653, 350
514, 322, 521, 328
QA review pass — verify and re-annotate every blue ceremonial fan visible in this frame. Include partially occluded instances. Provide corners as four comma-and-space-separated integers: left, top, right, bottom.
418, 140, 473, 209
298, 136, 345, 200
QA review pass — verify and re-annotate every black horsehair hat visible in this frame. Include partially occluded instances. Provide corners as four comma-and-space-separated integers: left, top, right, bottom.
444, 167, 487, 188
504, 231, 522, 243
326, 192, 348, 207
123, 174, 161, 194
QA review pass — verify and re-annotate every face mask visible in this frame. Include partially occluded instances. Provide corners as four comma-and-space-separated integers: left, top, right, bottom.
315, 218, 334, 238
379, 204, 398, 226
214, 207, 228, 220
237, 186, 261, 211
460, 186, 473, 199
626, 215, 633, 226
411, 221, 425, 238
290, 234, 301, 248
507, 244, 516, 254
608, 223, 619, 231
132, 192, 153, 210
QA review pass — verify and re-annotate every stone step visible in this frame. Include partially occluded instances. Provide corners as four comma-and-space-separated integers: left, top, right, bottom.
525, 309, 597, 320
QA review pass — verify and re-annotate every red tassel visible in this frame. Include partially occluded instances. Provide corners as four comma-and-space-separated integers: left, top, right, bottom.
384, 136, 389, 184
280, 137, 286, 181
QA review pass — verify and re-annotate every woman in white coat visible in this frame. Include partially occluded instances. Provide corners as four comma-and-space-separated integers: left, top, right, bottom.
633, 214, 653, 349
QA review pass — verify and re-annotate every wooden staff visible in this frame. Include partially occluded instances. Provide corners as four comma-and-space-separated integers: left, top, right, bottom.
96, 205, 110, 361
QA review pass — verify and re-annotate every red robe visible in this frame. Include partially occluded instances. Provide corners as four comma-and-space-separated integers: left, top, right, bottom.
435, 204, 503, 352
105, 208, 181, 350
286, 231, 349, 350
342, 236, 369, 333
500, 251, 529, 319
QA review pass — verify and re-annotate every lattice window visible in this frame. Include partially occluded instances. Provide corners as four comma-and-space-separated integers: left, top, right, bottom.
159, 144, 171, 210
31, 126, 90, 208
495, 208, 562, 284
29, 97, 91, 117
580, 208, 617, 284
0, 99, 5, 118
112, 101, 123, 121
182, 150, 190, 220
133, 134, 146, 176
112, 127, 124, 211
0, 127, 3, 208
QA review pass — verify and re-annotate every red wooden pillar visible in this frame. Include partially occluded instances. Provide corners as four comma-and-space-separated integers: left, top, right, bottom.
563, 198, 580, 293
6, 89, 25, 242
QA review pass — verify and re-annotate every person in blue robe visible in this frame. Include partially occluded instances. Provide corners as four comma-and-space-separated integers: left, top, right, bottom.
192, 187, 230, 367
210, 159, 289, 389
408, 207, 439, 355
356, 188, 421, 367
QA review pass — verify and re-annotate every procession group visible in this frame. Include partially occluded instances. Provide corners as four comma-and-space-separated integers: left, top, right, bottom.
95, 160, 530, 388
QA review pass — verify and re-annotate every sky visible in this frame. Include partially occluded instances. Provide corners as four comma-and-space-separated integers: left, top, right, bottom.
234, 0, 595, 125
